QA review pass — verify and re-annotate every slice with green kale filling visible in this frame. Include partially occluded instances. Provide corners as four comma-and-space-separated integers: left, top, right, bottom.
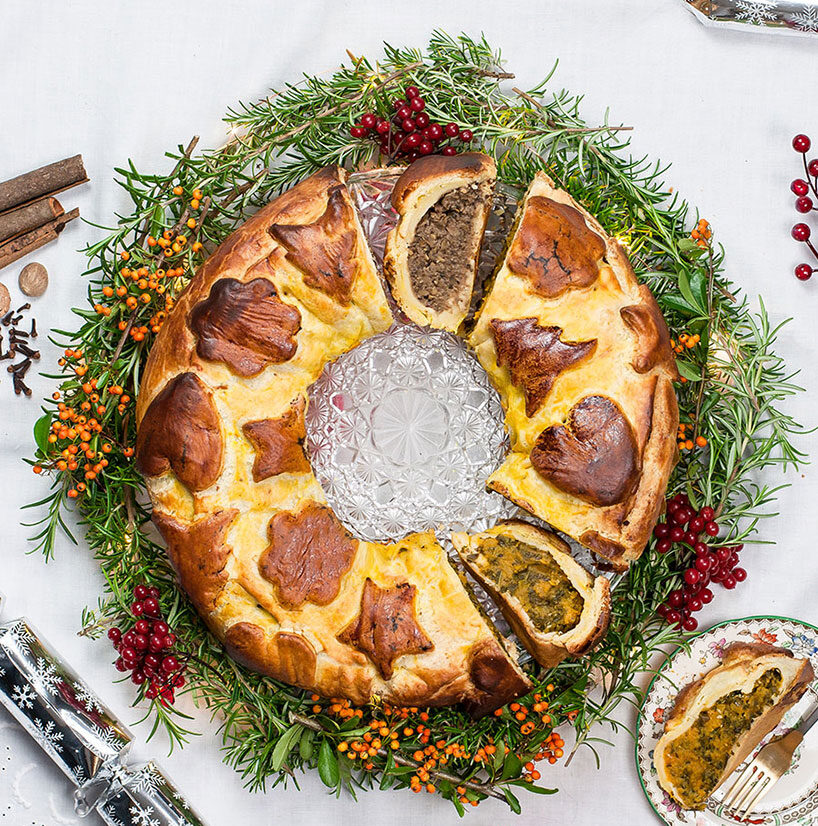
654, 643, 814, 810
451, 520, 610, 668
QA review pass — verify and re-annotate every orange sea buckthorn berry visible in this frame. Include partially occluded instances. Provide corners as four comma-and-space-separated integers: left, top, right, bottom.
186, 218, 197, 230
172, 185, 183, 195
696, 435, 707, 447
67, 489, 78, 498
147, 236, 157, 247
192, 241, 203, 252
126, 297, 137, 309
120, 251, 130, 261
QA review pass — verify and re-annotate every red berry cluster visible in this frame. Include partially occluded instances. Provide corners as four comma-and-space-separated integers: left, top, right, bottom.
653, 493, 747, 632
107, 584, 186, 705
350, 85, 474, 162
790, 134, 818, 281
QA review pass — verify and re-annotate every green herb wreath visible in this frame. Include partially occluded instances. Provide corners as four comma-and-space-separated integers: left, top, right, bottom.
25, 32, 805, 815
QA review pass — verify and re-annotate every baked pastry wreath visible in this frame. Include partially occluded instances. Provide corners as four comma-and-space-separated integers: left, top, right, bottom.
135, 154, 676, 713
135, 166, 530, 715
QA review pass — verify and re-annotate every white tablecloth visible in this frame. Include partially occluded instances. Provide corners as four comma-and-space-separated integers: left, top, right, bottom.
1, 2, 817, 824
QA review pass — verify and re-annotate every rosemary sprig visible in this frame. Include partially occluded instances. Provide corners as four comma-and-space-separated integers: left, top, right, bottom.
25, 32, 806, 814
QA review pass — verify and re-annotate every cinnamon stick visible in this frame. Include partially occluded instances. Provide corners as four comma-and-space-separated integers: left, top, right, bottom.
0, 207, 79, 271
0, 155, 87, 215
0, 197, 64, 243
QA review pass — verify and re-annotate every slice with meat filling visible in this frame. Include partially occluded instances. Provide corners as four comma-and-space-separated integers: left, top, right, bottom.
384, 153, 495, 331
451, 520, 611, 668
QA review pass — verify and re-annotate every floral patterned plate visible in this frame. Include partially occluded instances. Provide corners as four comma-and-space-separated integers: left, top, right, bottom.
636, 616, 818, 826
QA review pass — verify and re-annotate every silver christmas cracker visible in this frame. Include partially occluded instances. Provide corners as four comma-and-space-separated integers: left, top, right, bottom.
0, 613, 207, 825
682, 0, 818, 37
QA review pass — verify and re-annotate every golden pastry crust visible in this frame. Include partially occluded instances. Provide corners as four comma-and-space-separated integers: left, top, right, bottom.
469, 172, 678, 569
384, 152, 495, 331
654, 643, 814, 810
452, 520, 610, 668
136, 165, 530, 716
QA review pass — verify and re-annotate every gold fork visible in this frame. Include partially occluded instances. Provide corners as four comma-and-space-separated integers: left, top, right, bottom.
719, 702, 818, 817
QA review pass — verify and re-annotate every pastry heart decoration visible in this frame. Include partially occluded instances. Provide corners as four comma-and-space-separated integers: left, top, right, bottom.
530, 395, 640, 508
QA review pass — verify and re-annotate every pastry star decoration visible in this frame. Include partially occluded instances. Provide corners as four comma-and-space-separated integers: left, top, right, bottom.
337, 578, 433, 680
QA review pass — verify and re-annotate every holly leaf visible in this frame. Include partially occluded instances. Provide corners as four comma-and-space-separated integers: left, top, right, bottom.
493, 738, 505, 773
659, 293, 700, 319
33, 413, 51, 455
271, 724, 302, 772
298, 728, 314, 761
677, 269, 706, 314
379, 752, 395, 790
501, 750, 523, 780
150, 204, 165, 239
675, 358, 702, 382
318, 739, 340, 788
509, 779, 558, 794
502, 787, 522, 815
689, 269, 709, 310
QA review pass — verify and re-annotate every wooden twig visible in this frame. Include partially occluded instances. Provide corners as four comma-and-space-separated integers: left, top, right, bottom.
109, 308, 138, 367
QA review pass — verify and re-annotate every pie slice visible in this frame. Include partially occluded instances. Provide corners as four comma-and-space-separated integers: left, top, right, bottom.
452, 521, 610, 668
384, 152, 495, 331
654, 643, 814, 810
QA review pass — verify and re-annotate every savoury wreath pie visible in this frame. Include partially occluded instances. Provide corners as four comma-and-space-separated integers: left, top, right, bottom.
136, 166, 530, 716
135, 155, 677, 712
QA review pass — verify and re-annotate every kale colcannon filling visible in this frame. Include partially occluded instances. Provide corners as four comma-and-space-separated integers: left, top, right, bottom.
475, 535, 583, 634
407, 183, 488, 313
666, 668, 783, 810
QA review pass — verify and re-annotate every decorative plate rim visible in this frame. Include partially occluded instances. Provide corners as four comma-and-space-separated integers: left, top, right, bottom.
635, 614, 818, 825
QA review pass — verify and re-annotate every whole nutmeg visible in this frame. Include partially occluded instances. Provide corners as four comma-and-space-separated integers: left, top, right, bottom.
19, 262, 48, 297
0, 281, 9, 316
